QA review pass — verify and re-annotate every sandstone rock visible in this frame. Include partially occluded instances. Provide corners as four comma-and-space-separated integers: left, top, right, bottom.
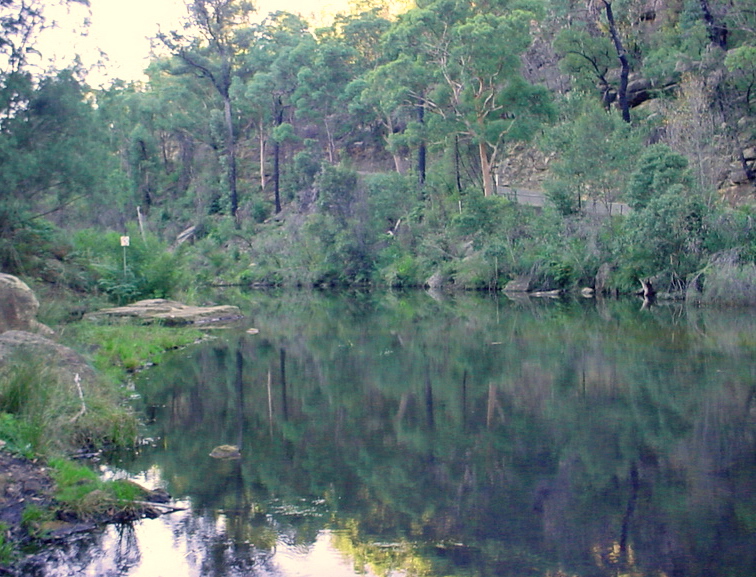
209, 445, 241, 459
503, 275, 532, 293
0, 274, 53, 335
0, 330, 98, 385
595, 263, 614, 295
729, 168, 751, 185
425, 271, 446, 290
84, 299, 243, 326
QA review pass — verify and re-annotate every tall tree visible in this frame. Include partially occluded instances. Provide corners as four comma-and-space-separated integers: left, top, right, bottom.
242, 12, 313, 213
158, 0, 256, 220
599, 0, 631, 122
394, 0, 553, 197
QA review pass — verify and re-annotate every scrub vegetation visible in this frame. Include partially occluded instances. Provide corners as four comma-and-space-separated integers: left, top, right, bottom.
0, 0, 753, 303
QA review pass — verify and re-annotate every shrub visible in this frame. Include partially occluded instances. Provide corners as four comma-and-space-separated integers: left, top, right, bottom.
625, 144, 694, 210
72, 227, 187, 303
699, 251, 756, 306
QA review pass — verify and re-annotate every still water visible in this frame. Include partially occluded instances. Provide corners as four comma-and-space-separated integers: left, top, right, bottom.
35, 291, 756, 576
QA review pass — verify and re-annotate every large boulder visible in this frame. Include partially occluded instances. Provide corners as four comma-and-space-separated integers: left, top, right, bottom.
503, 275, 533, 293
0, 330, 98, 385
84, 299, 243, 326
0, 274, 53, 335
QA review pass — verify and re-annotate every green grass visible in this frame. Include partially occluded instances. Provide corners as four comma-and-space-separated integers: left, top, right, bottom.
0, 523, 13, 566
48, 458, 149, 522
20, 504, 54, 539
0, 354, 137, 455
59, 322, 205, 381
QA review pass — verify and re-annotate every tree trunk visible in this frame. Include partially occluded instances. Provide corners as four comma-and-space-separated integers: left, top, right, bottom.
258, 124, 267, 191
324, 117, 336, 164
455, 136, 462, 193
391, 153, 407, 174
699, 0, 728, 49
603, 1, 631, 123
479, 140, 495, 197
223, 95, 238, 219
273, 103, 283, 214
417, 103, 426, 186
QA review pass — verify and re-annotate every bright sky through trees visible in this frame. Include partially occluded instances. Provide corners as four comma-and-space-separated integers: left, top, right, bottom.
40, 0, 351, 85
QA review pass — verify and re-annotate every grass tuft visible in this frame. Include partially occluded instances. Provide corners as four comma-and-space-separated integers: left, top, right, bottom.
48, 459, 149, 522
0, 354, 137, 456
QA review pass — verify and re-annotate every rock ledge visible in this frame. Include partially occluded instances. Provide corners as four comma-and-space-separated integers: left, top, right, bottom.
84, 299, 243, 326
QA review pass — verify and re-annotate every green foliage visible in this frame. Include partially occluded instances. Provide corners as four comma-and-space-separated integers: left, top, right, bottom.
704, 206, 756, 257
0, 0, 754, 300
452, 192, 513, 247
625, 144, 694, 210
0, 413, 36, 459
618, 186, 708, 279
0, 523, 13, 566
20, 504, 54, 539
542, 95, 644, 214
725, 45, 756, 113
378, 246, 424, 287
554, 27, 616, 93
60, 323, 204, 379
0, 201, 71, 278
71, 228, 187, 303
315, 164, 359, 224
48, 458, 147, 522
293, 144, 323, 189
364, 172, 420, 232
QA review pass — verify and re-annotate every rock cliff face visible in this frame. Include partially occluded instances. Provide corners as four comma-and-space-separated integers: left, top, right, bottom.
0, 274, 53, 336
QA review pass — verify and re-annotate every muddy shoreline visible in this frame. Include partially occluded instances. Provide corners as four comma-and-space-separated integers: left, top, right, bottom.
0, 448, 176, 574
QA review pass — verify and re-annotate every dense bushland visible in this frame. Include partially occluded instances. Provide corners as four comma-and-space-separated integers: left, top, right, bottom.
0, 0, 755, 302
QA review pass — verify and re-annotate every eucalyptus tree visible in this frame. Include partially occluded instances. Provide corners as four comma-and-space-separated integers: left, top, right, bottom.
96, 65, 220, 222
552, 0, 638, 122
542, 94, 642, 214
389, 0, 553, 197
241, 12, 314, 213
347, 5, 438, 182
158, 0, 257, 220
293, 30, 359, 165
1, 0, 91, 73
347, 55, 426, 176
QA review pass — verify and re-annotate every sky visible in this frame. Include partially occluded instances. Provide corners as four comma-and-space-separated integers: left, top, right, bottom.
39, 0, 352, 85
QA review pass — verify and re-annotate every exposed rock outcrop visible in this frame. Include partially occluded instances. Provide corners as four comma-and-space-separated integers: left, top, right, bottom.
84, 299, 243, 326
0, 274, 53, 335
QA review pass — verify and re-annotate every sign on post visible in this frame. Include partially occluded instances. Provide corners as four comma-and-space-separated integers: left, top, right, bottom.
120, 236, 130, 272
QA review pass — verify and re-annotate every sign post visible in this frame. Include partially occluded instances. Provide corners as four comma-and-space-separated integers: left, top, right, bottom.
120, 236, 130, 273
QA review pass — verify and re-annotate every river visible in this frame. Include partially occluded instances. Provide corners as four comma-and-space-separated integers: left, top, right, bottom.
28, 290, 756, 576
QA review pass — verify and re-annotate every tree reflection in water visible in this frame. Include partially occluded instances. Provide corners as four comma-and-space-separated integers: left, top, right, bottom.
31, 292, 756, 576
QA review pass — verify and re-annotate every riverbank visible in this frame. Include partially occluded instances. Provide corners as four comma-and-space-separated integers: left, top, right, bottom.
0, 447, 184, 573
0, 276, 216, 571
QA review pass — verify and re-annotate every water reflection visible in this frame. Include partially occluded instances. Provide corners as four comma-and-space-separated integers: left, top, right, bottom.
31, 292, 756, 576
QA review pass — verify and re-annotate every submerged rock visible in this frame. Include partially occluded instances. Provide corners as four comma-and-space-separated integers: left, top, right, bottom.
209, 445, 241, 459
84, 299, 243, 326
